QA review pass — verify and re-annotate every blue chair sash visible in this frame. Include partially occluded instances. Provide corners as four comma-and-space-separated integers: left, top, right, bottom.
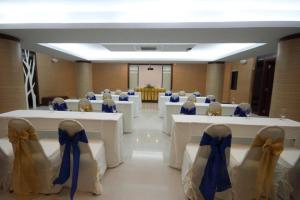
53, 102, 68, 111
234, 106, 250, 117
170, 96, 179, 102
102, 104, 117, 113
180, 106, 196, 115
128, 91, 135, 95
119, 96, 129, 101
193, 93, 201, 97
53, 129, 88, 200
86, 95, 96, 100
165, 92, 172, 96
205, 98, 215, 103
199, 132, 232, 200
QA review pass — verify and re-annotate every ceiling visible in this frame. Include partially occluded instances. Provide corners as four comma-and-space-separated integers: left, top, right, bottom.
0, 0, 300, 62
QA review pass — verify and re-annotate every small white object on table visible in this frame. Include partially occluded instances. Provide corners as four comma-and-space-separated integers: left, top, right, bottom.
169, 114, 300, 169
65, 99, 133, 133
96, 94, 141, 117
163, 102, 238, 134
0, 110, 123, 168
158, 95, 207, 117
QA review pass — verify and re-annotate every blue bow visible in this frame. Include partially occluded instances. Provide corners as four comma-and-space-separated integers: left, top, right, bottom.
165, 92, 172, 96
180, 106, 196, 115
119, 96, 128, 101
170, 96, 179, 102
53, 102, 68, 111
234, 106, 250, 117
102, 104, 117, 113
205, 98, 215, 103
53, 129, 88, 200
193, 93, 201, 97
199, 132, 232, 200
128, 92, 135, 95
86, 95, 96, 100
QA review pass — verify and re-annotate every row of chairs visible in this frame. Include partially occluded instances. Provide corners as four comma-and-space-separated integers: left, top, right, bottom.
0, 118, 106, 199
182, 124, 300, 200
102, 89, 135, 95
165, 90, 201, 97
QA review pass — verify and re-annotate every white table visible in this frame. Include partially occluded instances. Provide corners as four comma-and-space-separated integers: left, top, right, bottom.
158, 95, 207, 117
169, 114, 300, 169
0, 110, 123, 168
163, 102, 238, 134
65, 99, 133, 132
96, 94, 141, 117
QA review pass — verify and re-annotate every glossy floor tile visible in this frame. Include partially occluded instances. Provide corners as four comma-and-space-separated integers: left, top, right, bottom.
0, 103, 185, 200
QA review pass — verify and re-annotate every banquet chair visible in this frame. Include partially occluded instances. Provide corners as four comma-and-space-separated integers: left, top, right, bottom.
187, 95, 197, 103
86, 92, 96, 100
180, 101, 196, 115
7, 118, 61, 198
103, 89, 110, 94
102, 99, 117, 113
78, 99, 93, 112
128, 89, 135, 95
182, 124, 232, 200
115, 89, 122, 95
193, 91, 201, 97
207, 102, 222, 116
170, 94, 180, 102
234, 103, 251, 117
119, 93, 129, 101
54, 120, 106, 199
52, 97, 68, 111
165, 90, 172, 96
205, 95, 216, 103
0, 137, 13, 191
230, 126, 285, 200
179, 90, 186, 96
102, 92, 112, 100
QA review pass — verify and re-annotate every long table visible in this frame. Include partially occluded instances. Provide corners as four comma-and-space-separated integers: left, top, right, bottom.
0, 110, 123, 168
65, 99, 133, 132
169, 114, 300, 169
96, 94, 141, 117
163, 102, 238, 134
158, 95, 207, 117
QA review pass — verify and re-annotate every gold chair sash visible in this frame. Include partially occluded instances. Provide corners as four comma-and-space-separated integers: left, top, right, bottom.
251, 135, 284, 200
8, 126, 40, 200
78, 103, 93, 112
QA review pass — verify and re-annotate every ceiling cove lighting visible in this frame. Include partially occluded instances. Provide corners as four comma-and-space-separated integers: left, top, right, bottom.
39, 43, 265, 62
0, 0, 299, 24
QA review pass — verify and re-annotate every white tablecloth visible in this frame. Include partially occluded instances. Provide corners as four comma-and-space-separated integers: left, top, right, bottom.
163, 103, 238, 134
169, 114, 300, 169
65, 99, 133, 132
96, 94, 141, 117
158, 95, 207, 117
0, 110, 123, 168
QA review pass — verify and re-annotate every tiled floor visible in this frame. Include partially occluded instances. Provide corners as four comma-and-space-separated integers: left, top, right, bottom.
0, 103, 185, 200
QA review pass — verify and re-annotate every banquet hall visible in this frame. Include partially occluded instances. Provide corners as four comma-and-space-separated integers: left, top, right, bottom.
0, 0, 300, 200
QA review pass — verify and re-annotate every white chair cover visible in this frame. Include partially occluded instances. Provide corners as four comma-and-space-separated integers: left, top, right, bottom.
207, 102, 222, 116
7, 118, 61, 196
56, 120, 106, 196
187, 95, 197, 103
230, 126, 285, 200
52, 97, 68, 111
78, 99, 93, 112
115, 89, 122, 95
183, 124, 232, 200
103, 89, 110, 94
179, 90, 186, 96
0, 138, 13, 191
102, 93, 112, 100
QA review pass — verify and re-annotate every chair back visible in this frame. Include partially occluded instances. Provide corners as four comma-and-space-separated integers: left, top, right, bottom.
102, 99, 117, 113
128, 89, 135, 95
205, 95, 216, 103
180, 101, 196, 115
78, 99, 93, 112
103, 89, 110, 94
207, 102, 222, 116
234, 103, 251, 117
170, 94, 180, 102
115, 89, 122, 95
193, 91, 201, 97
179, 90, 186, 96
52, 97, 68, 111
86, 92, 96, 100
102, 93, 112, 100
119, 93, 129, 101
187, 95, 197, 103
165, 90, 172, 96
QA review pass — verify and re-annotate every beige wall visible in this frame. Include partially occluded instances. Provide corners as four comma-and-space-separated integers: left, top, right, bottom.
76, 62, 93, 98
206, 63, 224, 101
223, 58, 256, 104
0, 36, 26, 113
92, 63, 128, 92
172, 63, 207, 93
36, 53, 77, 102
270, 37, 300, 121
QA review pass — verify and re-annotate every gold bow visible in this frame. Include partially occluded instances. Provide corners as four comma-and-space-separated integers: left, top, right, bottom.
8, 126, 40, 200
251, 135, 284, 200
79, 104, 93, 112
207, 109, 222, 116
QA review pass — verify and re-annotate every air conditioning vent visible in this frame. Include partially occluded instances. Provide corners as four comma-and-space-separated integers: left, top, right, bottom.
140, 46, 157, 51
